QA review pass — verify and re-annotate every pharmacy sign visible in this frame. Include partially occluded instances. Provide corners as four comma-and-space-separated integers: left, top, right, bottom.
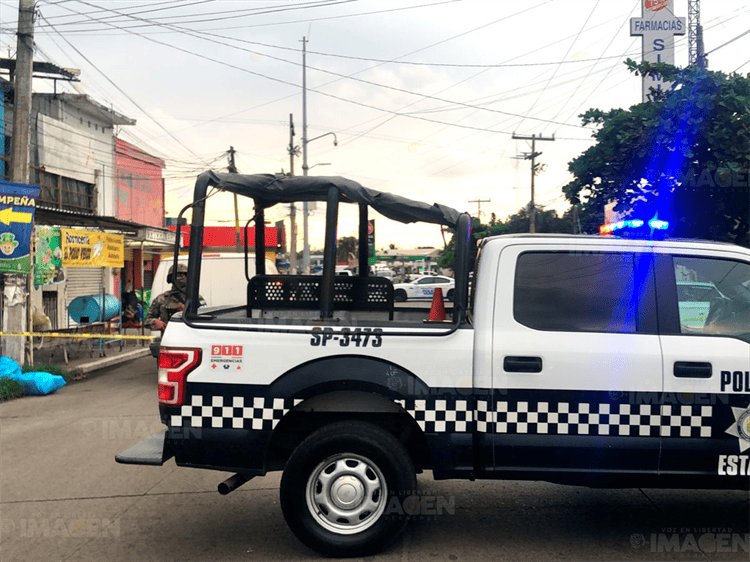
630, 0, 686, 101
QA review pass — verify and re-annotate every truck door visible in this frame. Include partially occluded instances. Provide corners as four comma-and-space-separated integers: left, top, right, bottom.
655, 252, 750, 482
490, 245, 663, 481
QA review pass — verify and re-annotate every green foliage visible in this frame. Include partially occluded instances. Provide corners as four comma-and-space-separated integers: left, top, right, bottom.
0, 376, 24, 401
22, 362, 73, 383
565, 61, 750, 246
438, 206, 575, 269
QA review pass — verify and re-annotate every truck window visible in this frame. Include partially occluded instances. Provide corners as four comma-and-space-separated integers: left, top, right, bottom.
674, 256, 750, 341
513, 252, 638, 333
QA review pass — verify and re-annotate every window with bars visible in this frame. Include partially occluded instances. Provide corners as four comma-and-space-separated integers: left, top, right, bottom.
30, 168, 96, 214
1, 147, 96, 214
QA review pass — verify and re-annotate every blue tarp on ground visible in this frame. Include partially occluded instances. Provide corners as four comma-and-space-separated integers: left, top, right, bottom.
0, 356, 66, 396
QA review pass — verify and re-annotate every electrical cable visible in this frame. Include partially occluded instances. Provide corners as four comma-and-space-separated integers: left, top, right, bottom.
36, 1, 452, 33
39, 12, 215, 169
517, 0, 601, 131
42, 1, 590, 135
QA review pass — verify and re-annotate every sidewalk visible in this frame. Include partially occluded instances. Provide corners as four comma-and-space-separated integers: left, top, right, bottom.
29, 333, 153, 376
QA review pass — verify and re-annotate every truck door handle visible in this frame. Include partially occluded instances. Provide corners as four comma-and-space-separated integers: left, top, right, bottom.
673, 361, 712, 379
504, 356, 543, 373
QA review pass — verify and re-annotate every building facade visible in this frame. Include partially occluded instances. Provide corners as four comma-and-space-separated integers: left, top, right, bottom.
2, 89, 172, 334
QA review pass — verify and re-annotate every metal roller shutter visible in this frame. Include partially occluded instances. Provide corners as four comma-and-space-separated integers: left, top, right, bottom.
65, 267, 105, 323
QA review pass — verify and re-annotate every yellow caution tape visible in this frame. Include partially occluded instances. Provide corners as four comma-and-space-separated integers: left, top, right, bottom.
0, 331, 154, 340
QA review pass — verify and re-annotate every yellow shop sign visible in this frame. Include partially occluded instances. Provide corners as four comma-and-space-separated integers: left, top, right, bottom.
61, 228, 124, 267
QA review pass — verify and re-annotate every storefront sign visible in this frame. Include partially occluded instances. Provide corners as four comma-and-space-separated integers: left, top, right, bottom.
137, 226, 176, 245
62, 228, 124, 268
35, 226, 64, 285
0, 181, 40, 274
368, 219, 376, 266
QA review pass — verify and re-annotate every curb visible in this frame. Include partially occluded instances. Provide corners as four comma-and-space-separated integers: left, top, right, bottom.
70, 347, 152, 376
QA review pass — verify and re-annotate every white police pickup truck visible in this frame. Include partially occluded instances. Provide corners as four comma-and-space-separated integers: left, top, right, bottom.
117, 171, 750, 557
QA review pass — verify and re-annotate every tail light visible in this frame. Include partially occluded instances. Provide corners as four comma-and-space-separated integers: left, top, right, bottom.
158, 347, 202, 406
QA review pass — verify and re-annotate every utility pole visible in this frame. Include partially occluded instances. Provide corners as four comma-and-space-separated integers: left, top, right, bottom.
5, 0, 35, 364
227, 146, 241, 250
300, 37, 337, 274
512, 133, 555, 233
301, 36, 310, 275
10, 0, 34, 185
688, 0, 706, 68
468, 198, 491, 222
288, 114, 298, 275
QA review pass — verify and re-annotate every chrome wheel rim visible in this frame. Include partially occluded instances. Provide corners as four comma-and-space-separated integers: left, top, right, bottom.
305, 453, 387, 535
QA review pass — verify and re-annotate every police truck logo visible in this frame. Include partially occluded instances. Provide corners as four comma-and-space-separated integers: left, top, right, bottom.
725, 407, 750, 452
210, 345, 243, 371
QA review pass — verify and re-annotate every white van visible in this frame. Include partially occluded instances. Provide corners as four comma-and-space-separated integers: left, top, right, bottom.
150, 253, 278, 309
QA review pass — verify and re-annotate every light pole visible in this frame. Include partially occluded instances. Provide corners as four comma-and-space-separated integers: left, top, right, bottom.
301, 132, 337, 273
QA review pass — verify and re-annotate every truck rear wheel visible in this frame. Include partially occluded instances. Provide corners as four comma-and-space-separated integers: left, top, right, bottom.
280, 421, 416, 557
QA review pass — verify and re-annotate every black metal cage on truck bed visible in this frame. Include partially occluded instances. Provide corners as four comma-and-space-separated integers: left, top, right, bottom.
173, 171, 473, 323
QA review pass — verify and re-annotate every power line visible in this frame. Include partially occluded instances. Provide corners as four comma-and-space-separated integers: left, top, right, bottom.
38, 11, 213, 167
67, 0, 588, 130
42, 0, 591, 134
707, 28, 750, 56
35, 0, 452, 33
518, 0, 600, 131
37, 0, 359, 28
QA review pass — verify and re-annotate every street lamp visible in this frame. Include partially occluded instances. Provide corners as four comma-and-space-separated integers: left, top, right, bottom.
301, 132, 337, 273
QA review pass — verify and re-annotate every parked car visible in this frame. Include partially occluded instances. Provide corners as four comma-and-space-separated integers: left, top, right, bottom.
393, 274, 455, 302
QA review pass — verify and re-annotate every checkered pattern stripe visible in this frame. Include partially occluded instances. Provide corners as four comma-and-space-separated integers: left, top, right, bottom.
476, 401, 712, 437
395, 399, 473, 432
170, 395, 303, 430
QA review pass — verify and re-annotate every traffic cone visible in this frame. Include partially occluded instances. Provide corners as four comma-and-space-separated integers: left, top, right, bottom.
428, 288, 446, 321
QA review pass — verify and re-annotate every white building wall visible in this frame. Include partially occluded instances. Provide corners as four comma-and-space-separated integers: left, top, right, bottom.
33, 96, 116, 216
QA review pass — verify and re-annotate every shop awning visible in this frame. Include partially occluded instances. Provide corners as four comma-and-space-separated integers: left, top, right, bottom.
34, 206, 176, 247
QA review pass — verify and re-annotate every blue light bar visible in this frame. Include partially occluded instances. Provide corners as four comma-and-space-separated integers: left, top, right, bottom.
599, 217, 670, 236
648, 218, 669, 230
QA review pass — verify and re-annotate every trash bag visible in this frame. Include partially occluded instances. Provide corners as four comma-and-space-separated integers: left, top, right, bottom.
0, 356, 66, 396
12, 371, 67, 396
0, 356, 21, 378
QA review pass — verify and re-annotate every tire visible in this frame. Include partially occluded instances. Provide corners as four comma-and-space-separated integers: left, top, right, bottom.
394, 289, 407, 302
446, 289, 454, 302
280, 421, 416, 557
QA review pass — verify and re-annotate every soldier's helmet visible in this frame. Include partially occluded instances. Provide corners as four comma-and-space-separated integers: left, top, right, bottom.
166, 263, 188, 287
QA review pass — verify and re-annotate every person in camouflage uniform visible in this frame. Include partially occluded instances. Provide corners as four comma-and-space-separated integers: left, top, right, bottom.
145, 263, 191, 332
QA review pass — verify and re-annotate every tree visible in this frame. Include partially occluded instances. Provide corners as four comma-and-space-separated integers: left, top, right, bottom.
437, 206, 574, 269
564, 60, 750, 247
504, 204, 574, 235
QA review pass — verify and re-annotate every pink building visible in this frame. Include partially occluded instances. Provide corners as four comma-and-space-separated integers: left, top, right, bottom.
115, 138, 165, 228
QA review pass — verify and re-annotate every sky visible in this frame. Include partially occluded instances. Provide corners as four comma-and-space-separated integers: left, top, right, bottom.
1, 0, 749, 251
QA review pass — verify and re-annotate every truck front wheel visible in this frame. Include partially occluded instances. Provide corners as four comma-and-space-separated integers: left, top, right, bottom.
280, 421, 416, 557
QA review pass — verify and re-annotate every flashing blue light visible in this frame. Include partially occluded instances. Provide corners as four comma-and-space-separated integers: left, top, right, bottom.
611, 219, 645, 231
648, 219, 669, 230
599, 217, 670, 237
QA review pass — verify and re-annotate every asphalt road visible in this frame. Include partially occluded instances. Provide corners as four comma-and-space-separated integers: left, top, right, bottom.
2, 355, 749, 562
